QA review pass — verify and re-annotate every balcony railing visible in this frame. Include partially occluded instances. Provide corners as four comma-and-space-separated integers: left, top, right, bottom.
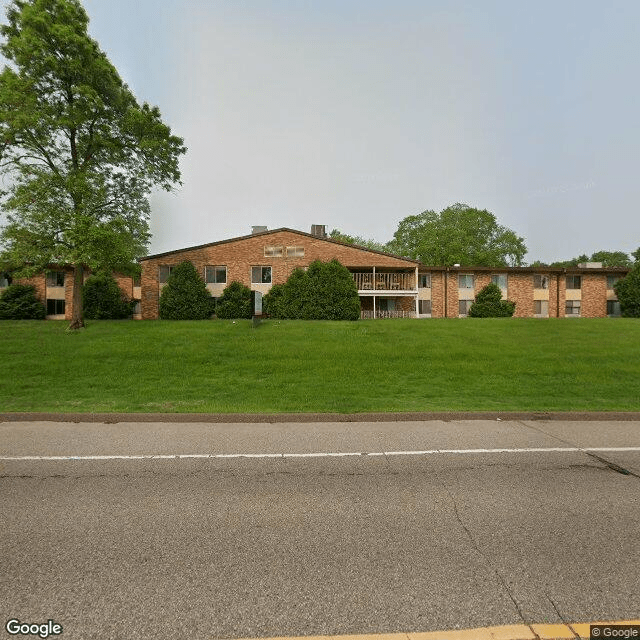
352, 272, 415, 290
361, 310, 417, 319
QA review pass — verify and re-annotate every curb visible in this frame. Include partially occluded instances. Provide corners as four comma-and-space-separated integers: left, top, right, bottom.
2, 411, 640, 423
233, 620, 640, 640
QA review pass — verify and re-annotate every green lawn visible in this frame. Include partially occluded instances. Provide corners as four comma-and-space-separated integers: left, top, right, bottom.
1, 318, 639, 413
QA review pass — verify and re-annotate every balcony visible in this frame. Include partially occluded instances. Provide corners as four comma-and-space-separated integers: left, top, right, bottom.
352, 272, 415, 291
361, 310, 417, 319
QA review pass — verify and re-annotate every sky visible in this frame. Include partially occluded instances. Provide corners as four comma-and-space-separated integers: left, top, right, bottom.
4, 0, 640, 263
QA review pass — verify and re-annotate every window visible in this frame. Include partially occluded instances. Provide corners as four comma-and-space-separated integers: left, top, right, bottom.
418, 274, 431, 288
251, 266, 272, 284
205, 266, 227, 284
566, 275, 581, 289
459, 300, 473, 316
607, 300, 621, 317
607, 275, 621, 289
533, 274, 549, 289
46, 299, 65, 315
418, 300, 432, 315
133, 301, 141, 315
0, 273, 10, 287
491, 274, 507, 290
458, 274, 474, 289
46, 270, 65, 287
264, 246, 284, 257
159, 265, 174, 283
132, 275, 141, 287
534, 300, 549, 316
565, 300, 581, 315
286, 246, 305, 258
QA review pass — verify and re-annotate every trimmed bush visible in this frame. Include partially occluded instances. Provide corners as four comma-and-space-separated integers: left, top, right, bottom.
614, 265, 640, 317
264, 259, 360, 320
83, 273, 136, 319
468, 282, 515, 317
0, 284, 46, 319
215, 281, 252, 319
159, 261, 213, 320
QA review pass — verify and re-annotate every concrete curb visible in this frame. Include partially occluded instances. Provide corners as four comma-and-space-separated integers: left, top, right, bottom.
2, 411, 640, 423
234, 620, 640, 640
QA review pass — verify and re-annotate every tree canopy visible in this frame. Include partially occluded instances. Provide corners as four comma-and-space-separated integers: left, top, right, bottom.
614, 265, 640, 318
328, 229, 389, 253
550, 250, 633, 268
388, 204, 527, 266
0, 0, 186, 329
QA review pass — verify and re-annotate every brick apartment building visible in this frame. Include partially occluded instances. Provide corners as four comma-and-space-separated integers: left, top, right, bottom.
0, 225, 629, 320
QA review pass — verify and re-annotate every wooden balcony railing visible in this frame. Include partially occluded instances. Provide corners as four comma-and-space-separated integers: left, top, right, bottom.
360, 310, 417, 319
352, 272, 415, 290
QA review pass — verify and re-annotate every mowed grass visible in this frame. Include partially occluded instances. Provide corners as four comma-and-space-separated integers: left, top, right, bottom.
1, 318, 639, 413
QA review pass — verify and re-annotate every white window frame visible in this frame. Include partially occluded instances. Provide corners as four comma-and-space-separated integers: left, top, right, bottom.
46, 298, 65, 315
458, 299, 473, 316
418, 299, 432, 316
534, 300, 549, 317
286, 246, 305, 258
205, 266, 227, 284
251, 266, 272, 284
418, 273, 431, 288
159, 265, 174, 284
565, 300, 581, 316
533, 274, 549, 289
46, 270, 65, 287
264, 246, 284, 257
458, 274, 474, 289
606, 276, 620, 290
566, 275, 581, 290
491, 274, 507, 290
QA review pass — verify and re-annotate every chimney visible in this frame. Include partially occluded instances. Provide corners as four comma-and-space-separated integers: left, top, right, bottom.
251, 226, 268, 235
310, 224, 326, 238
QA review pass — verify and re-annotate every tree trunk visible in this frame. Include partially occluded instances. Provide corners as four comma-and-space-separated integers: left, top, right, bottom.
68, 264, 85, 330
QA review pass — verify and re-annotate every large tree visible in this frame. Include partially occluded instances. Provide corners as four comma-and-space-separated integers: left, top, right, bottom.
551, 250, 632, 268
0, 0, 185, 329
328, 229, 390, 253
614, 265, 640, 318
388, 203, 527, 266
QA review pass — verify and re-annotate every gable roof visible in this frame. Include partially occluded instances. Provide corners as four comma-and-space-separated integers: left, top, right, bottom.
139, 227, 420, 264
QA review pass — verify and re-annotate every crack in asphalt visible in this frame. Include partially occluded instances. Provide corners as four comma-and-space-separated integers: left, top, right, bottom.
433, 470, 530, 626
517, 421, 640, 479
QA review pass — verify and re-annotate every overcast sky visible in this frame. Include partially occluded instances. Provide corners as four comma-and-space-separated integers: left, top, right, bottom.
5, 0, 640, 263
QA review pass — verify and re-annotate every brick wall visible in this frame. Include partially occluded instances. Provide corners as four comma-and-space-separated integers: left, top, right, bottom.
508, 273, 534, 318
140, 230, 419, 320
430, 271, 445, 318
582, 274, 607, 318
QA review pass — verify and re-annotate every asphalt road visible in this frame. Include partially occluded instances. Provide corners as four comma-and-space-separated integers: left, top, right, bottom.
1, 419, 639, 640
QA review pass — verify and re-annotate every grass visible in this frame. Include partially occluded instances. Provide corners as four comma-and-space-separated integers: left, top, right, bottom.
1, 318, 639, 413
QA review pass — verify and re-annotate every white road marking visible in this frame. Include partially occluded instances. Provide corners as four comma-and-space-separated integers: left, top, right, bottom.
0, 447, 639, 461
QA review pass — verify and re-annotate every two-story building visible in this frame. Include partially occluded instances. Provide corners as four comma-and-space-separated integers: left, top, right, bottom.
0, 225, 630, 320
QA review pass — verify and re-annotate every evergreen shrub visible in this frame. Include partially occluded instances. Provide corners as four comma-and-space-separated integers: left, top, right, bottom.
159, 261, 213, 320
83, 273, 136, 319
468, 282, 516, 317
264, 259, 360, 320
215, 281, 252, 319
0, 284, 46, 319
